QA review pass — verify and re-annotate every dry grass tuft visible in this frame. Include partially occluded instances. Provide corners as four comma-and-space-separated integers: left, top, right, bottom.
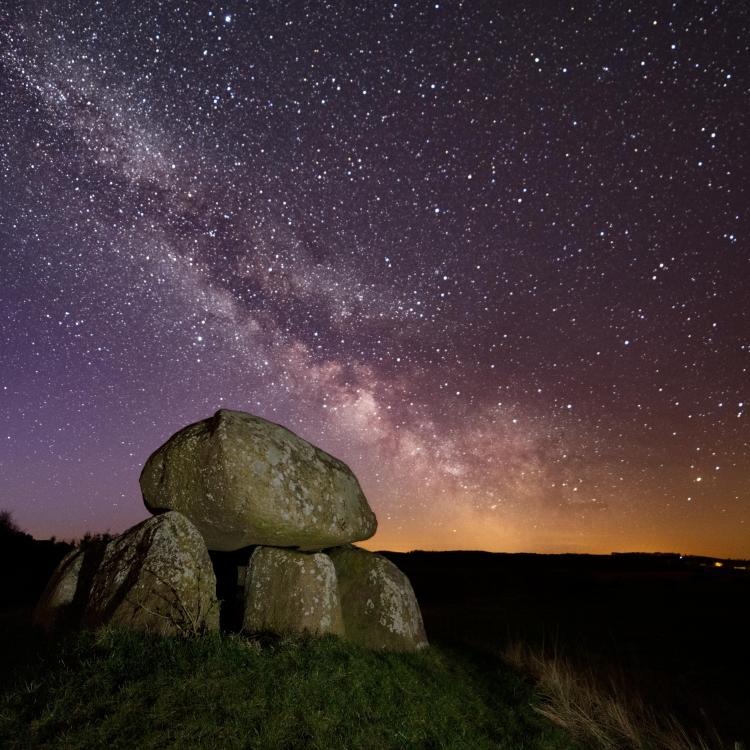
503, 641, 734, 750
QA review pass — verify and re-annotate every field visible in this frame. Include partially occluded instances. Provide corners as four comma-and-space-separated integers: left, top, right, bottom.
384, 551, 750, 748
1, 533, 748, 749
0, 610, 575, 749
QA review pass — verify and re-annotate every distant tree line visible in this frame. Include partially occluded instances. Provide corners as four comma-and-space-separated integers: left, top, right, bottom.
0, 509, 103, 608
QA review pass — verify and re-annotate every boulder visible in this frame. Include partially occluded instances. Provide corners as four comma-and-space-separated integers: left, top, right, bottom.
327, 546, 428, 652
33, 540, 108, 633
140, 409, 377, 551
84, 511, 219, 635
243, 546, 344, 637
33, 548, 85, 633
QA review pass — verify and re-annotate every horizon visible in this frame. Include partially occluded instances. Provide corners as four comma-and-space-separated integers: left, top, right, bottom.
2, 2, 747, 559
8, 510, 746, 563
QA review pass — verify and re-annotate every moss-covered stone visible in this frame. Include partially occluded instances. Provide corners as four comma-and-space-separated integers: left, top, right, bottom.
140, 409, 377, 551
327, 546, 428, 652
84, 512, 219, 635
243, 546, 344, 637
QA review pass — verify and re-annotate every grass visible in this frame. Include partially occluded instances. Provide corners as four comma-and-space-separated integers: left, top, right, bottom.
393, 552, 749, 747
502, 641, 730, 750
0, 625, 577, 750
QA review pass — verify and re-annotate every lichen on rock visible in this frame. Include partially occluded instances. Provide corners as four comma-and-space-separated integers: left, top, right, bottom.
84, 511, 219, 635
139, 409, 377, 551
327, 545, 428, 652
242, 546, 344, 637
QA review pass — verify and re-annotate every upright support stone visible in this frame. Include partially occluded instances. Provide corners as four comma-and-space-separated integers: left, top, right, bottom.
243, 546, 344, 637
327, 546, 428, 652
84, 512, 219, 635
34, 540, 109, 634
33, 548, 85, 633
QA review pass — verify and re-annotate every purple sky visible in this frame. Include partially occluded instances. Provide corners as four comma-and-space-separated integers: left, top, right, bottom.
1, 1, 748, 556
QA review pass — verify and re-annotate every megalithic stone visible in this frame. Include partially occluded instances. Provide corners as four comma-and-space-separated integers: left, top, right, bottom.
84, 511, 219, 635
140, 409, 377, 552
242, 546, 344, 637
327, 545, 428, 652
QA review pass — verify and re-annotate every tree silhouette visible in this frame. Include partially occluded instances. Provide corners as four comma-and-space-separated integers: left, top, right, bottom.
0, 509, 25, 538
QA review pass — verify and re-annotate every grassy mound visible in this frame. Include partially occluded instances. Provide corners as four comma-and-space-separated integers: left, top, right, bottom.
0, 627, 575, 749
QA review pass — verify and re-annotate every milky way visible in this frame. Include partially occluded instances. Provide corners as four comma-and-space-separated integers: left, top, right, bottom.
1, 1, 748, 556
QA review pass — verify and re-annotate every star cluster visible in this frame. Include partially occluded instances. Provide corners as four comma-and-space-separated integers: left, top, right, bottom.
1, 1, 748, 555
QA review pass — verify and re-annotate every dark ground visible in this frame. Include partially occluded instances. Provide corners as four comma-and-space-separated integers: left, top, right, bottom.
1, 523, 748, 746
381, 550, 750, 746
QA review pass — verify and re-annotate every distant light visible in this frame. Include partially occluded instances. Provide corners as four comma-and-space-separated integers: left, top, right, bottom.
714, 561, 723, 568
224, 14, 232, 23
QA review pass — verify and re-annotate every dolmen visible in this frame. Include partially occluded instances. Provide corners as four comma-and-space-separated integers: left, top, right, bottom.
35, 409, 428, 651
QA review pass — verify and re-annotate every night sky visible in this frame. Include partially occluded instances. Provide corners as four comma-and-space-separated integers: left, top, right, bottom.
1, 1, 748, 557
